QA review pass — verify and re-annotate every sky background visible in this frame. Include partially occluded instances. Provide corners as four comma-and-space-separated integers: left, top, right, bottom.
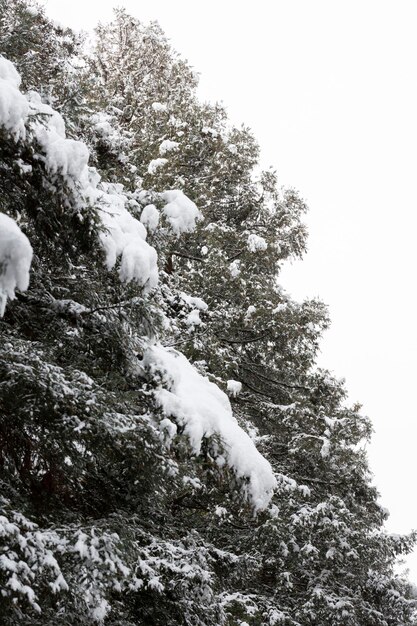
42, 0, 417, 578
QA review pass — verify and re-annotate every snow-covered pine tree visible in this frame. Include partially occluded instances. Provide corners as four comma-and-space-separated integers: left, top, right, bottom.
0, 2, 416, 625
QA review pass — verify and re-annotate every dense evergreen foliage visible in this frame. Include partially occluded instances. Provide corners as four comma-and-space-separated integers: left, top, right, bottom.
0, 2, 416, 624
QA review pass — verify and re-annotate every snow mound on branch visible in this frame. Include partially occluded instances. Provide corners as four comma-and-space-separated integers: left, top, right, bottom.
98, 184, 158, 292
227, 380, 242, 397
0, 57, 29, 137
0, 56, 21, 87
143, 344, 276, 510
148, 158, 167, 175
159, 139, 179, 155
247, 233, 268, 252
0, 213, 33, 317
140, 204, 160, 231
161, 190, 202, 235
180, 292, 208, 311
27, 92, 89, 181
151, 102, 167, 113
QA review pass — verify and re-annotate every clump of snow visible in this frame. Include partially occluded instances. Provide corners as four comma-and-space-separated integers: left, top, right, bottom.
320, 437, 331, 458
91, 112, 113, 139
201, 246, 208, 256
244, 305, 256, 323
51, 299, 89, 318
159, 417, 177, 442
143, 344, 276, 510
16, 159, 32, 175
272, 303, 287, 314
0, 56, 21, 87
140, 204, 160, 232
25, 5, 40, 16
161, 190, 202, 235
46, 137, 89, 180
180, 292, 208, 311
98, 184, 158, 292
201, 126, 218, 138
229, 260, 241, 278
185, 309, 202, 327
148, 158, 168, 175
90, 111, 127, 156
151, 102, 167, 113
159, 139, 179, 155
183, 475, 202, 490
26, 91, 91, 184
227, 380, 242, 397
91, 598, 110, 622
247, 233, 268, 252
0, 214, 33, 317
215, 506, 227, 517
0, 56, 29, 138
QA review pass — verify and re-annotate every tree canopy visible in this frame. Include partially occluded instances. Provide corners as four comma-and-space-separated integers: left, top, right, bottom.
0, 2, 415, 625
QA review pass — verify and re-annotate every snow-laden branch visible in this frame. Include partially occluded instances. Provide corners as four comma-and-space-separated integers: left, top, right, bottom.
143, 343, 277, 511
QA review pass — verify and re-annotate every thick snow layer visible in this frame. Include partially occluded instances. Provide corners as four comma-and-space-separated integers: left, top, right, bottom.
247, 233, 268, 252
144, 344, 276, 510
0, 57, 29, 137
159, 139, 179, 155
227, 380, 242, 397
140, 204, 160, 232
98, 184, 158, 292
0, 214, 33, 317
161, 190, 202, 235
0, 56, 21, 87
27, 92, 89, 182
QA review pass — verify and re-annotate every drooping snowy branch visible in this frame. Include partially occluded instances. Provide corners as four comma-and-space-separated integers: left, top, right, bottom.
143, 344, 276, 511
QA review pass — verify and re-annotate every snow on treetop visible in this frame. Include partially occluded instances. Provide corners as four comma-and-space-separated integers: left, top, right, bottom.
143, 344, 276, 510
161, 190, 202, 235
0, 213, 33, 317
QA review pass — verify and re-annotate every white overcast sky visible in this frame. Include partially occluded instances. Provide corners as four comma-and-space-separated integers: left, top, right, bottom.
42, 0, 417, 578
